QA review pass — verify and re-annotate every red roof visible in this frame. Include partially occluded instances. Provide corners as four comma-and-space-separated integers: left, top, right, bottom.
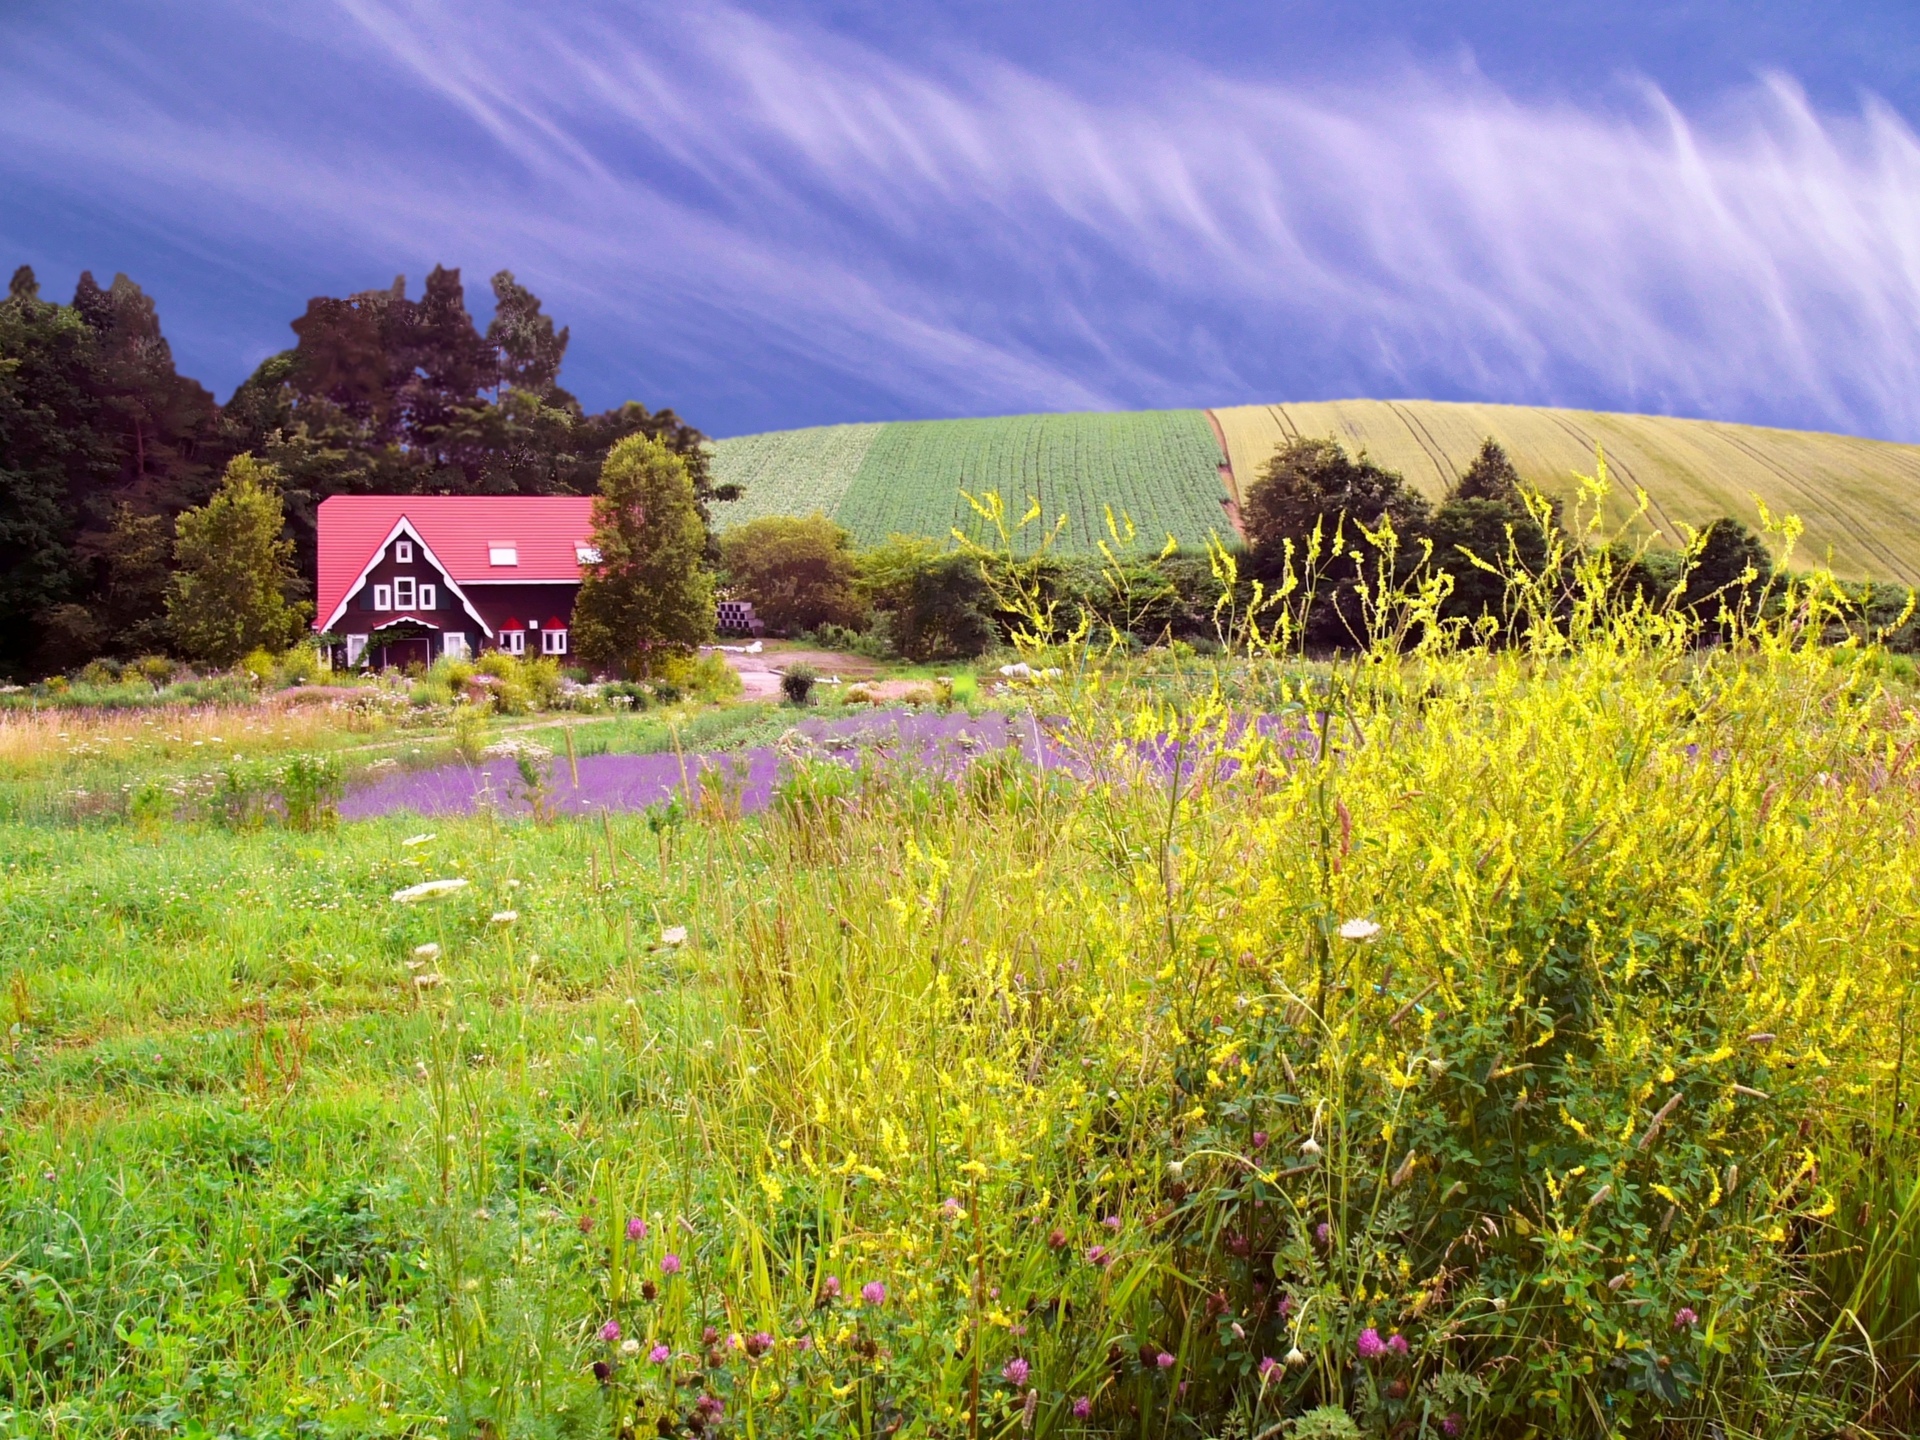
315, 495, 594, 632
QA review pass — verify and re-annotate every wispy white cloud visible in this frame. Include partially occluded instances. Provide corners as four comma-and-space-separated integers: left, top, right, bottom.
5, 1, 1920, 439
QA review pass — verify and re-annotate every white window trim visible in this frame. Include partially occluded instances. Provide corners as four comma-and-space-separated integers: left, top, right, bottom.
503, 629, 526, 655
489, 543, 519, 567
319, 517, 494, 638
393, 576, 416, 609
395, 540, 413, 563
345, 634, 369, 667
372, 583, 393, 612
441, 632, 469, 659
418, 583, 437, 610
541, 628, 569, 656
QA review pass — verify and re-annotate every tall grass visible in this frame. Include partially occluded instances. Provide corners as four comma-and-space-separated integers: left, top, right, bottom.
6, 484, 1920, 1437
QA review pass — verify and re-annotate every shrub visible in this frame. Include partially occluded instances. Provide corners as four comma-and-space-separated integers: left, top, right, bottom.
653, 650, 742, 704
780, 664, 817, 706
130, 655, 176, 687
857, 537, 995, 661
275, 643, 325, 687
239, 647, 278, 684
801, 619, 898, 661
278, 753, 342, 831
721, 514, 865, 634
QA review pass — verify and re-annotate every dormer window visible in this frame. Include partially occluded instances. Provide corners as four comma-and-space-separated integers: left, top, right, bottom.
395, 540, 413, 563
575, 544, 601, 565
489, 543, 518, 567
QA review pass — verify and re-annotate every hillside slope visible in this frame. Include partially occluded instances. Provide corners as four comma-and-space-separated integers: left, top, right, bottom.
712, 401, 1920, 580
711, 411, 1232, 555
1213, 401, 1920, 584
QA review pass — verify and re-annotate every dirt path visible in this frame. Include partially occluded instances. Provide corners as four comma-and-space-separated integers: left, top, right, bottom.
709, 645, 880, 700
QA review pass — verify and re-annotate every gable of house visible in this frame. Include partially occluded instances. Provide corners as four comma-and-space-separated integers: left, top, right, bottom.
317, 495, 597, 663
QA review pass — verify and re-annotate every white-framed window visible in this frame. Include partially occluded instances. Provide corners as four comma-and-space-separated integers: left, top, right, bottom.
441, 632, 469, 659
502, 629, 526, 655
345, 634, 369, 667
394, 576, 417, 609
489, 543, 518, 567
395, 540, 413, 563
418, 583, 437, 610
372, 584, 393, 611
541, 628, 569, 656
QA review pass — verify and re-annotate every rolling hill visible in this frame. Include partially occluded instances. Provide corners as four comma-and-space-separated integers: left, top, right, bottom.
711, 401, 1920, 581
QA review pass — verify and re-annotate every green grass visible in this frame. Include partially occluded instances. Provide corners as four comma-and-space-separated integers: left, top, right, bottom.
712, 410, 1234, 554
10, 548, 1920, 1437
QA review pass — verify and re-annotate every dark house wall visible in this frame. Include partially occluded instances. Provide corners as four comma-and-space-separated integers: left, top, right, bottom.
462, 583, 582, 642
332, 536, 580, 666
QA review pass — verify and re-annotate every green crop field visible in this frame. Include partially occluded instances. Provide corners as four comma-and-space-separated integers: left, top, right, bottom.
712, 410, 1234, 554
713, 400, 1920, 580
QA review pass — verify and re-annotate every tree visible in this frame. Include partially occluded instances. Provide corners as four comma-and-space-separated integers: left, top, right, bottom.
1451, 436, 1527, 504
719, 513, 863, 634
1684, 517, 1774, 638
1427, 439, 1550, 630
224, 267, 733, 574
85, 503, 173, 655
486, 270, 570, 398
1242, 437, 1431, 648
1243, 438, 1431, 561
572, 435, 715, 675
167, 455, 310, 665
856, 537, 996, 661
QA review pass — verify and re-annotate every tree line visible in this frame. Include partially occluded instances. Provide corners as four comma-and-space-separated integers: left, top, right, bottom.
1238, 434, 1784, 646
0, 263, 727, 680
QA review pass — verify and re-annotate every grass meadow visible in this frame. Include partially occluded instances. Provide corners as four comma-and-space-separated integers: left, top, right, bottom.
8, 534, 1920, 1439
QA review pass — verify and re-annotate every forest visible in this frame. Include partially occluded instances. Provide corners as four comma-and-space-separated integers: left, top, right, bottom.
0, 264, 720, 681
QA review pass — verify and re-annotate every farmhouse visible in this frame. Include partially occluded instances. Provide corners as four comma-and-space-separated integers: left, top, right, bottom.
314, 495, 598, 670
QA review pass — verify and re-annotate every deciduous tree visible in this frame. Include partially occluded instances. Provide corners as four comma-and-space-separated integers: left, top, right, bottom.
720, 513, 863, 634
573, 435, 715, 675
167, 455, 310, 665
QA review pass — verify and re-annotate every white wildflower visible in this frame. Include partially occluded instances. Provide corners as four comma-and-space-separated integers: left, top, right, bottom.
1285, 1347, 1307, 1368
620, 1338, 641, 1357
413, 942, 441, 961
393, 878, 469, 903
661, 926, 688, 946
402, 832, 436, 847
1299, 1137, 1323, 1156
1337, 917, 1381, 942
490, 910, 518, 925
414, 972, 445, 988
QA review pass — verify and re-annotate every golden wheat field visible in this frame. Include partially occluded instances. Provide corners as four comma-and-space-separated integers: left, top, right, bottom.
1210, 400, 1920, 581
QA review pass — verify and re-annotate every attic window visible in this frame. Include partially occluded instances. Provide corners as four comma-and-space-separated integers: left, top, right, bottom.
575, 544, 602, 565
489, 543, 518, 567
395, 540, 413, 563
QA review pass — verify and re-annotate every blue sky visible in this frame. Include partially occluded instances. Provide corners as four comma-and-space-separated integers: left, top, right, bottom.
6, 1, 1920, 440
